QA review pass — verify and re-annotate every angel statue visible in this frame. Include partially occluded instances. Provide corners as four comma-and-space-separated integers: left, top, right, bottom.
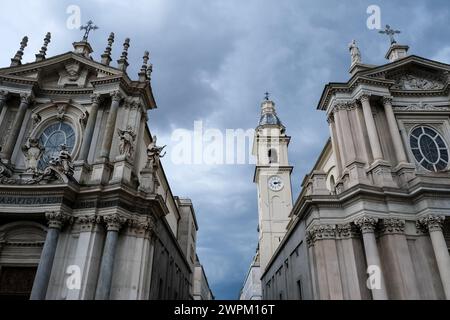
22, 138, 45, 173
57, 144, 74, 176
117, 126, 137, 159
146, 136, 166, 169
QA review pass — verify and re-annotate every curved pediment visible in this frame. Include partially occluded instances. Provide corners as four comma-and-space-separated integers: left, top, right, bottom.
0, 52, 124, 89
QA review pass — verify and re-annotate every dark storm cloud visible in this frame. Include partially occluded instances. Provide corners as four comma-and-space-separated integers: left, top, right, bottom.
1, 0, 449, 299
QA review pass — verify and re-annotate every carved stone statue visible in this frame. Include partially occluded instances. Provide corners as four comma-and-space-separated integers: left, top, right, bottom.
117, 126, 136, 159
22, 138, 45, 173
349, 40, 361, 65
146, 135, 166, 169
49, 144, 74, 177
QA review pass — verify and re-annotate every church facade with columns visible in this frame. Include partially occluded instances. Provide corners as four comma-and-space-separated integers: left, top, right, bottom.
0, 30, 212, 300
248, 34, 450, 300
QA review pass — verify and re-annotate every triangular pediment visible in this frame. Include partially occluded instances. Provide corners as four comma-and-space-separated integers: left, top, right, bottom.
0, 52, 125, 89
360, 56, 450, 91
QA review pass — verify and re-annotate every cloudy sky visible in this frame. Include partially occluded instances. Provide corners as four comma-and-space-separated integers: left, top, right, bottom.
1, 0, 450, 299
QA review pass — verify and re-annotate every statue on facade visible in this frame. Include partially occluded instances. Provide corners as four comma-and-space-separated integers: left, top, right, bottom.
146, 135, 166, 169
117, 126, 136, 159
49, 144, 74, 177
21, 138, 45, 173
348, 40, 361, 65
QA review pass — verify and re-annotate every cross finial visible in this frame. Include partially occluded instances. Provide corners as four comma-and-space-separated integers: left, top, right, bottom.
379, 24, 401, 45
264, 92, 270, 101
80, 20, 99, 42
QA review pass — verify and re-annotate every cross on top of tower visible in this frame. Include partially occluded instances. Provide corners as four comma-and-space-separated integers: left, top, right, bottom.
80, 20, 99, 42
379, 24, 401, 45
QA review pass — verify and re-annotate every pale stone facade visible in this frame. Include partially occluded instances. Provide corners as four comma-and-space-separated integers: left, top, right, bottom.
193, 255, 214, 300
248, 40, 450, 300
0, 32, 212, 300
239, 251, 262, 300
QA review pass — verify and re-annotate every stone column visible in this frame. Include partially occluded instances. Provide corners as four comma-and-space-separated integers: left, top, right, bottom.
95, 214, 126, 300
382, 97, 408, 164
418, 215, 450, 299
30, 212, 70, 300
328, 115, 343, 175
333, 107, 348, 167
79, 94, 102, 162
336, 105, 357, 164
0, 90, 8, 115
100, 91, 122, 161
2, 93, 32, 161
359, 95, 383, 162
354, 217, 388, 300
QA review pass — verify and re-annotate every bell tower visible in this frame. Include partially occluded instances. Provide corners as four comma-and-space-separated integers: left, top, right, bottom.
252, 94, 293, 272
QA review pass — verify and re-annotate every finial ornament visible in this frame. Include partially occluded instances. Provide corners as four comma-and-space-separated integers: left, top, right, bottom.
11, 36, 29, 66
379, 24, 401, 45
101, 32, 115, 65
117, 38, 131, 71
80, 20, 99, 42
36, 32, 51, 62
348, 40, 361, 65
139, 51, 150, 81
264, 92, 270, 101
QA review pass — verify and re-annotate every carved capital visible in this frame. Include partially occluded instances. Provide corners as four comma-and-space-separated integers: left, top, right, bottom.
103, 214, 127, 232
379, 218, 405, 235
359, 94, 370, 104
20, 93, 32, 105
382, 96, 393, 106
0, 90, 8, 101
417, 215, 446, 233
337, 223, 359, 239
91, 93, 102, 105
127, 217, 156, 237
76, 215, 102, 231
354, 216, 378, 233
306, 224, 337, 246
110, 91, 123, 102
45, 211, 72, 230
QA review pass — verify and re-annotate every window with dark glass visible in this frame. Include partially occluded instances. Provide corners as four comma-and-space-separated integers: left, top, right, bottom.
38, 122, 75, 169
409, 126, 448, 172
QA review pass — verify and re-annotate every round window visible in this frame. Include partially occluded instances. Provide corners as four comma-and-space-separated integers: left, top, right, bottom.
409, 126, 449, 172
38, 122, 75, 169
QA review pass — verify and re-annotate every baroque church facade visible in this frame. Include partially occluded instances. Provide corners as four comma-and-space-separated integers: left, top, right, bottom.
0, 30, 212, 300
242, 36, 450, 300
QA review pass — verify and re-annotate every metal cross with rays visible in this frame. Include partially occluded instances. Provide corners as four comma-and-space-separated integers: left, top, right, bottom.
379, 25, 401, 45
264, 92, 270, 101
80, 20, 99, 41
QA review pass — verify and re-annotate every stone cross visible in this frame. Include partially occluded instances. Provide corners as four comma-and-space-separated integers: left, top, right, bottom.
80, 20, 99, 42
379, 25, 401, 45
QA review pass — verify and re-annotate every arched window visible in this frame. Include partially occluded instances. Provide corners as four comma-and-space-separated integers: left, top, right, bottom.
409, 126, 449, 172
38, 122, 75, 169
268, 149, 278, 164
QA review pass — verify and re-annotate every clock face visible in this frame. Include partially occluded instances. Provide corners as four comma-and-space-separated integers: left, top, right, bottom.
268, 176, 284, 191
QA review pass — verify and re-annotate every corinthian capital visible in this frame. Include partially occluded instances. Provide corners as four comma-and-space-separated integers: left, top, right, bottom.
103, 214, 127, 232
128, 217, 156, 237
20, 93, 32, 104
306, 224, 337, 246
382, 96, 393, 106
379, 218, 405, 235
91, 93, 103, 105
110, 91, 123, 102
417, 215, 446, 233
359, 94, 371, 104
45, 211, 72, 230
76, 215, 102, 230
0, 90, 8, 101
354, 216, 378, 233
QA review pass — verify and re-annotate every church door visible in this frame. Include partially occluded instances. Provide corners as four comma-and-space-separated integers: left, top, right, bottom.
0, 266, 38, 300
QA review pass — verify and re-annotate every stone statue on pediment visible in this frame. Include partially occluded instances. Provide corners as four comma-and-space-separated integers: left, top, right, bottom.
349, 40, 361, 65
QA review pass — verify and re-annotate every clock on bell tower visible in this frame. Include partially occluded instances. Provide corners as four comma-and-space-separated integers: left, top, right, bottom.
252, 94, 294, 272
